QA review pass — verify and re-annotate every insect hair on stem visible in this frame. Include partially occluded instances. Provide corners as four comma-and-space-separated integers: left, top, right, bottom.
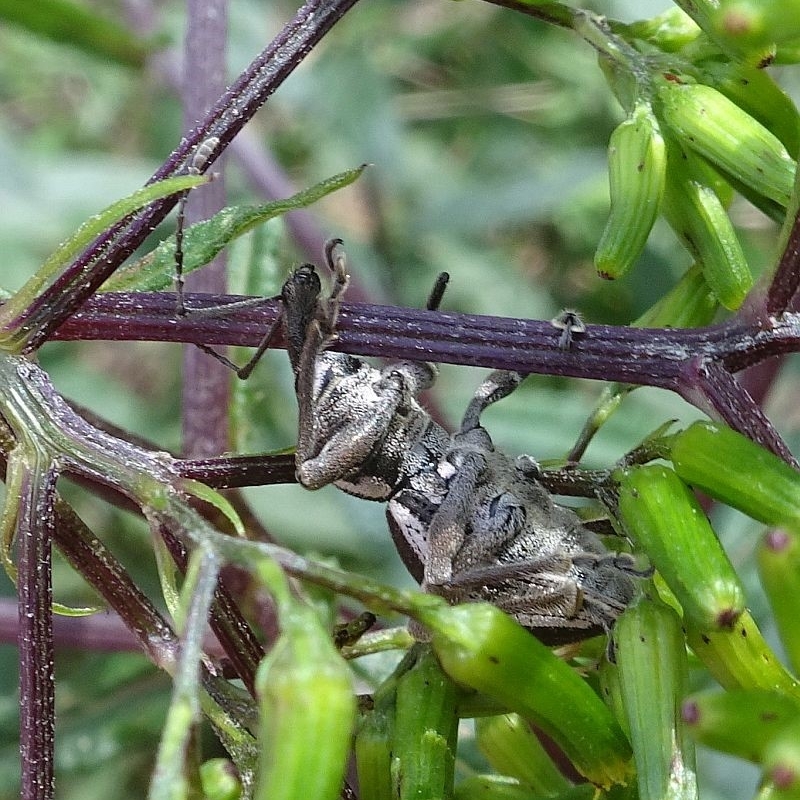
550, 308, 586, 350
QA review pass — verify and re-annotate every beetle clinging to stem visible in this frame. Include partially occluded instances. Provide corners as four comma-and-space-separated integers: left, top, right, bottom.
259, 240, 641, 644
188, 236, 641, 644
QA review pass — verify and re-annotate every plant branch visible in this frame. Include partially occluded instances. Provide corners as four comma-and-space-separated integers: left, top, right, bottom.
57, 291, 800, 385
52, 290, 800, 461
767, 205, 800, 315
18, 463, 56, 800
678, 361, 798, 466
14, 0, 362, 353
181, 0, 231, 459
179, 453, 296, 488
0, 361, 264, 688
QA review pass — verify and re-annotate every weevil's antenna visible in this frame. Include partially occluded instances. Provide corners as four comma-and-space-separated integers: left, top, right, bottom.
426, 272, 450, 311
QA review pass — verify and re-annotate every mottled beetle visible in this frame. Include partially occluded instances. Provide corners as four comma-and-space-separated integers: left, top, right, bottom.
269, 241, 639, 644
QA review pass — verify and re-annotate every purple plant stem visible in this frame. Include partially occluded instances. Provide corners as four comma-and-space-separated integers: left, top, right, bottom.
679, 361, 798, 466
18, 466, 57, 800
180, 453, 296, 487
0, 598, 151, 653
767, 209, 800, 315
122, 0, 356, 291
52, 499, 179, 667
56, 292, 800, 379
16, 0, 362, 353
738, 357, 783, 411
55, 291, 800, 459
181, 0, 232, 459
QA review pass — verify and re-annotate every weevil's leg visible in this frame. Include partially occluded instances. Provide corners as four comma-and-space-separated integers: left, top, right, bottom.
423, 450, 487, 589
496, 579, 584, 621
296, 371, 412, 489
426, 272, 450, 311
441, 551, 574, 590
459, 370, 524, 435
177, 279, 284, 378
174, 188, 191, 317
185, 264, 305, 380
319, 238, 350, 336
171, 135, 289, 374
572, 550, 653, 579
287, 269, 332, 478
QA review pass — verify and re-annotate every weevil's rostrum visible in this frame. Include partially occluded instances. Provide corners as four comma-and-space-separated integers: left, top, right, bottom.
282, 244, 638, 644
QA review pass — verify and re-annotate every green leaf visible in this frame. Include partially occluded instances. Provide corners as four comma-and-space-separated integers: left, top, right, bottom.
181, 479, 245, 538
0, 174, 207, 335
0, 0, 154, 68
102, 165, 368, 293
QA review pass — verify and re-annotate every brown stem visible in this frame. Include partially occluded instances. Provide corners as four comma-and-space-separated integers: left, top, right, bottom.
57, 292, 800, 385
18, 465, 57, 800
767, 206, 800, 315
181, 0, 232, 459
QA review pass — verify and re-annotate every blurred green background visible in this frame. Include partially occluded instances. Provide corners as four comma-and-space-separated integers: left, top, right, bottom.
0, 0, 796, 796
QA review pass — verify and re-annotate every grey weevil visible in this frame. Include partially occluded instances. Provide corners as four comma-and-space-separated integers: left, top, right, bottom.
273, 241, 639, 645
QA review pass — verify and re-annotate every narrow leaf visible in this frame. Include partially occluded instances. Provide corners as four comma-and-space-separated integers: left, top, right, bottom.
103, 165, 368, 293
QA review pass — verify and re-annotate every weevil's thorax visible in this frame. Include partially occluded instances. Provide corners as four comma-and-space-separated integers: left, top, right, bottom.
310, 351, 451, 500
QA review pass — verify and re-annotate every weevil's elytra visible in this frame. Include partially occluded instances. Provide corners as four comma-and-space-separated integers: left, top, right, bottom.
282, 243, 639, 644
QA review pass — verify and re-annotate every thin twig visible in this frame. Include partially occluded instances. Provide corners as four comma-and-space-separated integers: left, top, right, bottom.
55, 290, 800, 461
181, 0, 232, 459
15, 0, 362, 353
18, 465, 57, 800
57, 292, 800, 384
767, 206, 800, 315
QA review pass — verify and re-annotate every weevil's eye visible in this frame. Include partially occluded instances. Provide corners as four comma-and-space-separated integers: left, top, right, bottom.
296, 264, 317, 281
